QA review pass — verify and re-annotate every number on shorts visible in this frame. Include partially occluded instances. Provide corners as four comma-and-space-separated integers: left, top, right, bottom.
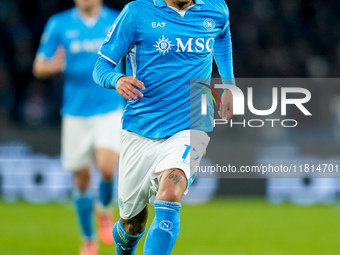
182, 145, 191, 160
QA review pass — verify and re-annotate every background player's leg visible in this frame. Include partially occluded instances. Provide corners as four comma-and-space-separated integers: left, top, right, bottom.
74, 168, 93, 239
143, 168, 187, 255
95, 148, 119, 245
61, 115, 97, 254
96, 148, 118, 206
113, 206, 148, 255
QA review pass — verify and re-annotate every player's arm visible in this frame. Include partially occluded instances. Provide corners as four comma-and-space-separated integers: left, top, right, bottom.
93, 4, 144, 101
93, 57, 144, 101
33, 16, 65, 79
214, 4, 235, 120
33, 45, 65, 79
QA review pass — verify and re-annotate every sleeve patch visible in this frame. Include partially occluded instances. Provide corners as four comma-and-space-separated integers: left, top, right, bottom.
105, 24, 116, 42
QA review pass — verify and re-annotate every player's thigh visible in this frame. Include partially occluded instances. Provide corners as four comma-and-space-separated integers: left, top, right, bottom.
93, 110, 123, 155
61, 116, 93, 172
118, 130, 160, 219
156, 168, 187, 202
95, 148, 118, 178
93, 110, 122, 175
152, 130, 210, 194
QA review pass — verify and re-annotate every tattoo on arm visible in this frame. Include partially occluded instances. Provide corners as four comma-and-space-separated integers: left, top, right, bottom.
165, 169, 186, 185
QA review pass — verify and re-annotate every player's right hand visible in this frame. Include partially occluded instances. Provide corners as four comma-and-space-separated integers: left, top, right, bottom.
116, 76, 145, 101
33, 45, 66, 79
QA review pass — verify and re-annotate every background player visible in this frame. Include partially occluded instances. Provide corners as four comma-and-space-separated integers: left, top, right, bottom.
33, 0, 125, 254
93, 0, 234, 254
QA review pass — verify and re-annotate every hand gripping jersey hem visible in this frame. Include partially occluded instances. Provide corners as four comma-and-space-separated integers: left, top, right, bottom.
98, 51, 118, 66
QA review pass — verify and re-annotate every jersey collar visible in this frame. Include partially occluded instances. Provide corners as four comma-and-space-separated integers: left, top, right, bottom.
73, 5, 107, 27
154, 0, 205, 8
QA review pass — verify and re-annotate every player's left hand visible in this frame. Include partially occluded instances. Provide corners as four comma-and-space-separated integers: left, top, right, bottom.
218, 89, 233, 120
116, 76, 145, 101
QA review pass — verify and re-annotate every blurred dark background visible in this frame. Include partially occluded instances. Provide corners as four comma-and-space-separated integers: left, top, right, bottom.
0, 0, 339, 129
0, 0, 339, 199
0, 0, 130, 128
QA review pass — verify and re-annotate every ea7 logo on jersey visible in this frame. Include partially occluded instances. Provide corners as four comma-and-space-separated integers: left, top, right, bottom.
152, 22, 166, 28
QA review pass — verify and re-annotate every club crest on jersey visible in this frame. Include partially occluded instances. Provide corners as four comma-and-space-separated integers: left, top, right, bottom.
154, 36, 175, 55
203, 18, 215, 31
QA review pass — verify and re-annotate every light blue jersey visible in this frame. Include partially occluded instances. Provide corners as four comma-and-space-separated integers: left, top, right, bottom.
96, 0, 234, 138
37, 6, 125, 117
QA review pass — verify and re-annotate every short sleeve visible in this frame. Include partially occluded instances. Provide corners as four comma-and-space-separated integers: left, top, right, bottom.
98, 4, 137, 65
36, 16, 61, 59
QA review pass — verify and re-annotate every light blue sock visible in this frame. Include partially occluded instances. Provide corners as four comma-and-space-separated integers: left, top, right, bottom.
112, 219, 145, 255
99, 178, 113, 207
73, 188, 95, 240
143, 200, 182, 255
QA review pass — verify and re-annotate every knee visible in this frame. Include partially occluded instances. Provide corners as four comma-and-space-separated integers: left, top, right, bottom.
74, 169, 90, 191
156, 169, 187, 203
156, 187, 184, 203
99, 165, 114, 180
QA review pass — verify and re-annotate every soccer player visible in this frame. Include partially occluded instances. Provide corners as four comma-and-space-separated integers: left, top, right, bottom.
33, 0, 125, 254
93, 0, 234, 254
